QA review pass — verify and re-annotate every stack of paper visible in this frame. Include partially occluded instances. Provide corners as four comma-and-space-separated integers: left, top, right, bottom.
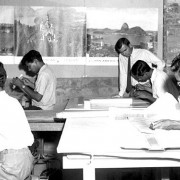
109, 107, 147, 120
89, 98, 149, 110
56, 109, 109, 119
90, 98, 133, 109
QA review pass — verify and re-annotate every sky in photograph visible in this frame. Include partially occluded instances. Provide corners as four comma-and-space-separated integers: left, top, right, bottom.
0, 6, 14, 24
87, 8, 158, 31
0, 6, 158, 32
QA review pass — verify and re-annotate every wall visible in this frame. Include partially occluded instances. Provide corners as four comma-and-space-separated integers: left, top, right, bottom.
1, 0, 163, 99
164, 0, 180, 66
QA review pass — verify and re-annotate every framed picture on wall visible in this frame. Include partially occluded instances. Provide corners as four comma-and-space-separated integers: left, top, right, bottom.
0, 6, 86, 58
164, 0, 180, 65
0, 6, 14, 56
0, 0, 163, 69
87, 7, 159, 58
14, 6, 86, 57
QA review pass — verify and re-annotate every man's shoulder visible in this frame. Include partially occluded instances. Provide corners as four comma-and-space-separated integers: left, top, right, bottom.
3, 91, 22, 106
154, 69, 168, 79
41, 65, 54, 75
133, 48, 150, 54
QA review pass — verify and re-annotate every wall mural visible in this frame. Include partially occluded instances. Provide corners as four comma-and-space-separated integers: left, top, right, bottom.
87, 8, 158, 57
0, 6, 158, 64
0, 6, 86, 57
0, 6, 14, 56
164, 0, 180, 65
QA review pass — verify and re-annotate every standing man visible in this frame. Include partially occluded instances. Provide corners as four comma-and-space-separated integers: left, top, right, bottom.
0, 62, 34, 180
114, 37, 165, 97
12, 50, 57, 110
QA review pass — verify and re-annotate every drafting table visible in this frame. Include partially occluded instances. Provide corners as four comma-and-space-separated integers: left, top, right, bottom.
25, 110, 64, 131
58, 117, 180, 180
25, 97, 149, 131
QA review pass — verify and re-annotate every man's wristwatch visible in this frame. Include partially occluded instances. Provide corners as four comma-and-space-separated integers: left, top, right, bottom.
22, 85, 26, 89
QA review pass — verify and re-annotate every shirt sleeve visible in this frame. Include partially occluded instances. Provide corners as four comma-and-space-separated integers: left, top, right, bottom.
141, 49, 165, 70
153, 76, 167, 98
35, 72, 49, 96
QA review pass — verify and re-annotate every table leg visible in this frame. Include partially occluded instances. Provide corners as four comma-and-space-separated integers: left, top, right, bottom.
160, 167, 170, 180
155, 168, 170, 180
83, 164, 95, 180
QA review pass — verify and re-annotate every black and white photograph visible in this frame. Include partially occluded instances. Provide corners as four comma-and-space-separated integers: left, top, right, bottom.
1, 0, 180, 180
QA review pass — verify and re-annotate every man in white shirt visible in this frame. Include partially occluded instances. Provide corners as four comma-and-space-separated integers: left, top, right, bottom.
0, 62, 34, 180
150, 53, 180, 130
115, 38, 165, 97
130, 60, 179, 103
12, 50, 57, 110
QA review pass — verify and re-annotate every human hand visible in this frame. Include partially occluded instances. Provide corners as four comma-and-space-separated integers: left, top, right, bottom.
135, 84, 152, 93
136, 84, 146, 91
133, 90, 151, 99
112, 92, 123, 98
22, 77, 31, 86
12, 77, 24, 88
113, 94, 122, 98
149, 119, 174, 130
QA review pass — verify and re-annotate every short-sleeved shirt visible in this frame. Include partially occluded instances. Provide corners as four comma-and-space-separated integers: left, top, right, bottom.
0, 91, 34, 151
32, 64, 57, 110
151, 69, 179, 101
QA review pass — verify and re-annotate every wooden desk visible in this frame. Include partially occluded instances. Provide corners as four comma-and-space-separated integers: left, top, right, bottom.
58, 117, 180, 180
25, 110, 64, 131
29, 122, 64, 131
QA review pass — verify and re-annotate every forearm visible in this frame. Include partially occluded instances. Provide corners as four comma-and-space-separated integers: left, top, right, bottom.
20, 85, 42, 102
151, 120, 180, 130
119, 74, 127, 97
28, 81, 35, 89
169, 121, 180, 130
143, 86, 152, 93
134, 91, 156, 103
148, 96, 156, 103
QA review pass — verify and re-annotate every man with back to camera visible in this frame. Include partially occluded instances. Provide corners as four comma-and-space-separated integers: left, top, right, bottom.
12, 50, 57, 110
0, 62, 34, 180
114, 37, 165, 98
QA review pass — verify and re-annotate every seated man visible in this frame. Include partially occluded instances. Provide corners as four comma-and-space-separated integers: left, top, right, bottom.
12, 50, 57, 110
130, 60, 179, 104
150, 54, 180, 130
0, 62, 34, 179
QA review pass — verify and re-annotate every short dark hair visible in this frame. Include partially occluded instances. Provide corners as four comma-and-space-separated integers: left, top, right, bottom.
115, 38, 130, 54
171, 53, 180, 72
21, 50, 43, 66
0, 62, 7, 88
131, 60, 151, 77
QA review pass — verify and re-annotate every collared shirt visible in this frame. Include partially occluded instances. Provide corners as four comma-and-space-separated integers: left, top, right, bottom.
118, 48, 165, 96
32, 64, 57, 110
0, 91, 34, 151
151, 69, 179, 100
